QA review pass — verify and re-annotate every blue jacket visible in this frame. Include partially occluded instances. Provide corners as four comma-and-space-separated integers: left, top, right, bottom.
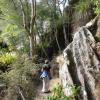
40, 71, 49, 78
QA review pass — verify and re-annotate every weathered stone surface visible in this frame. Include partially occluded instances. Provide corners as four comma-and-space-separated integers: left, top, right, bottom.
57, 27, 100, 100
96, 16, 100, 40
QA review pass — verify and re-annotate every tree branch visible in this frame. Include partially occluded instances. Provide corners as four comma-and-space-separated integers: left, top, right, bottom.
30, 0, 36, 34
19, 0, 26, 27
35, 20, 48, 58
11, 0, 17, 10
19, 0, 30, 35
18, 87, 26, 100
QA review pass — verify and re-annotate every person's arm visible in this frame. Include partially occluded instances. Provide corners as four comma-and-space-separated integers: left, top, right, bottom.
41, 68, 43, 72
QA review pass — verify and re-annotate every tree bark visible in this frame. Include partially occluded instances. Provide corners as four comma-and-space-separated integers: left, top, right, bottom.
29, 0, 36, 59
19, 0, 36, 59
58, 0, 69, 46
29, 35, 34, 59
18, 87, 26, 100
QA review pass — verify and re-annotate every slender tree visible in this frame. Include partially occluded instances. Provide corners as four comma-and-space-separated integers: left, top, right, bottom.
19, 0, 36, 59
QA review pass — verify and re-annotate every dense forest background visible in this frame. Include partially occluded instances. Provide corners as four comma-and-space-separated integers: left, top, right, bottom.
0, 0, 100, 100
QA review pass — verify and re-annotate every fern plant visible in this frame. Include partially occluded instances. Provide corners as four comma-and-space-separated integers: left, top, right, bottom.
0, 52, 16, 65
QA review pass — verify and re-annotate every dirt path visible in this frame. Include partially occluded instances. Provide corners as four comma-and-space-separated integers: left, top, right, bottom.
35, 78, 60, 100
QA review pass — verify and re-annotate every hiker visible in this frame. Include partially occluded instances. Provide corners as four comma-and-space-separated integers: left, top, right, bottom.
40, 60, 51, 93
44, 60, 52, 79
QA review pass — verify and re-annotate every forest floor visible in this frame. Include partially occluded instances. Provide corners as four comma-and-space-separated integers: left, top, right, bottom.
35, 78, 60, 100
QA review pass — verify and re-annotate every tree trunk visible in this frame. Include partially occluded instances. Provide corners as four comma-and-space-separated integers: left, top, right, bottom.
19, 0, 36, 58
29, 35, 34, 59
57, 1, 68, 46
54, 29, 61, 52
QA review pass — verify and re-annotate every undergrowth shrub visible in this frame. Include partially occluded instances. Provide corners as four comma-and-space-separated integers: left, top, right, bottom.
0, 54, 40, 100
0, 52, 16, 65
48, 84, 80, 100
35, 43, 48, 57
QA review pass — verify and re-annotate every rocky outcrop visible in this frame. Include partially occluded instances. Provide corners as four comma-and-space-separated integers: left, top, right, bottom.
96, 16, 100, 41
57, 27, 100, 100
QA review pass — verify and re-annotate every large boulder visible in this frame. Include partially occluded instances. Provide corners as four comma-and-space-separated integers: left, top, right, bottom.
57, 27, 100, 100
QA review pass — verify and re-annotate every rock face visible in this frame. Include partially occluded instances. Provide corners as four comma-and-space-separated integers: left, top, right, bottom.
96, 16, 100, 41
57, 27, 100, 100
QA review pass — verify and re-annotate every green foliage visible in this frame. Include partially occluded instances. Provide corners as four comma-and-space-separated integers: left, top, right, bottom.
75, 0, 90, 14
0, 54, 40, 100
75, 0, 100, 15
35, 42, 48, 57
37, 2, 51, 20
0, 52, 16, 65
93, 0, 100, 14
0, 0, 22, 25
47, 84, 80, 100
1, 24, 23, 45
1, 24, 29, 53
48, 84, 67, 100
